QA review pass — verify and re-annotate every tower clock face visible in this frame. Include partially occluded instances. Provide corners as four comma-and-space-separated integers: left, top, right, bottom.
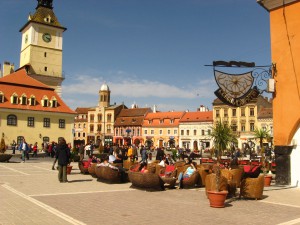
42, 33, 52, 43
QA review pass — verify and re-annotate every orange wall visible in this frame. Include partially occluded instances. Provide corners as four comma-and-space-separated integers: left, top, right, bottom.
270, 2, 300, 145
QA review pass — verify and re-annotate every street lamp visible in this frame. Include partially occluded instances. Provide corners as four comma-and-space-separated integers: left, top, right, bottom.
247, 140, 255, 161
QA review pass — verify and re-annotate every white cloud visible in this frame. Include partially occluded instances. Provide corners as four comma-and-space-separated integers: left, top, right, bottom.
62, 74, 216, 100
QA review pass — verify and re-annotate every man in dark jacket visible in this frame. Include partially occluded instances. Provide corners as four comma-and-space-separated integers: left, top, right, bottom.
55, 137, 70, 183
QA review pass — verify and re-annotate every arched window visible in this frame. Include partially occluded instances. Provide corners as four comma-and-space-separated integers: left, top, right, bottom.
7, 114, 17, 126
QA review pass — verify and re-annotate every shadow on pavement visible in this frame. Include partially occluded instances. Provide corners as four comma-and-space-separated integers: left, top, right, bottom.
68, 179, 93, 183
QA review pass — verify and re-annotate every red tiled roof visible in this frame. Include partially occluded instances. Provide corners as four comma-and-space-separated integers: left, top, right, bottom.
75, 107, 90, 114
144, 111, 185, 120
180, 111, 213, 123
143, 111, 185, 127
115, 117, 144, 126
0, 69, 75, 114
118, 108, 151, 117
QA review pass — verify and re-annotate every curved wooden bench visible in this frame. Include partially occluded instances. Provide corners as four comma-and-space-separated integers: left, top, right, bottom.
95, 165, 123, 183
78, 161, 89, 174
128, 171, 165, 191
182, 171, 200, 188
88, 163, 97, 177
0, 154, 13, 162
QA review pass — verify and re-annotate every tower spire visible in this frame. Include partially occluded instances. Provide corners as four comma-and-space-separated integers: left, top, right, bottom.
36, 0, 53, 9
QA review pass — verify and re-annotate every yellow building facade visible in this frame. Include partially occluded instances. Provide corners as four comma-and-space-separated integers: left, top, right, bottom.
212, 96, 272, 149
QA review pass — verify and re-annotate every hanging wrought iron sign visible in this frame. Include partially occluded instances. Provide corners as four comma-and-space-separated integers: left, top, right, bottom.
209, 61, 273, 107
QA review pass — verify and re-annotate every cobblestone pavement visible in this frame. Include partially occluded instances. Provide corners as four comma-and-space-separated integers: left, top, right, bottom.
0, 156, 300, 225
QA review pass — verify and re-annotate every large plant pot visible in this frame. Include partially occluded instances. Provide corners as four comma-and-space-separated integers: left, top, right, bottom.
0, 154, 13, 162
207, 191, 228, 208
264, 175, 272, 187
67, 165, 73, 174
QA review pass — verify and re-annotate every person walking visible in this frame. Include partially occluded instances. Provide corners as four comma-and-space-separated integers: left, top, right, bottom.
11, 140, 17, 154
18, 138, 29, 163
55, 137, 70, 183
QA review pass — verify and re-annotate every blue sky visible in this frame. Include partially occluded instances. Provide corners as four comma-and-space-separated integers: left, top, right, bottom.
0, 0, 271, 111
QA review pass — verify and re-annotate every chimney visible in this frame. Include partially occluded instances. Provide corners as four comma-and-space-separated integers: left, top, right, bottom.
2, 61, 15, 77
153, 105, 157, 113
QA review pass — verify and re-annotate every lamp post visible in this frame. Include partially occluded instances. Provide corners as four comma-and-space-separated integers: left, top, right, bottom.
247, 140, 255, 161
199, 140, 203, 164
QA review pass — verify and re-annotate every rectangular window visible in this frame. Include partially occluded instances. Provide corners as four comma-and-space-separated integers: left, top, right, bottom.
90, 125, 94, 133
224, 109, 228, 117
21, 96, 27, 105
241, 108, 245, 117
151, 130, 154, 135
194, 130, 197, 135
44, 52, 47, 57
160, 119, 164, 124
232, 109, 236, 117
250, 108, 255, 116
43, 118, 50, 127
216, 109, 220, 118
90, 115, 94, 122
202, 130, 205, 135
241, 124, 245, 132
12, 96, 18, 104
83, 133, 86, 137
144, 130, 148, 135
170, 119, 174, 124
43, 99, 48, 107
78, 133, 81, 137
159, 130, 163, 135
231, 124, 237, 132
174, 130, 177, 135
168, 130, 171, 135
44, 67, 48, 72
186, 130, 189, 136
0, 94, 4, 103
59, 119, 65, 128
250, 123, 255, 131
181, 130, 184, 135
27, 117, 34, 127
30, 98, 35, 106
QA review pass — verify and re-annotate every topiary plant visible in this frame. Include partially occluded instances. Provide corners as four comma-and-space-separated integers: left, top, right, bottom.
0, 138, 6, 153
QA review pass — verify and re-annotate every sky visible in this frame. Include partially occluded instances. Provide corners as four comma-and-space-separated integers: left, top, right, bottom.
0, 0, 271, 112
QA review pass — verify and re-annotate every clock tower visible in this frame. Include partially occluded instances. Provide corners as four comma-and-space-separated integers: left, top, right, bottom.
19, 0, 66, 96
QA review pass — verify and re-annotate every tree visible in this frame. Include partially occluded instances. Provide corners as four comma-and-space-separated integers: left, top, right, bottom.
253, 127, 270, 150
210, 121, 237, 159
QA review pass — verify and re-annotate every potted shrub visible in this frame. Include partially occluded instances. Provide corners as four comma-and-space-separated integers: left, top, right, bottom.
206, 166, 228, 208
0, 138, 13, 162
253, 128, 272, 186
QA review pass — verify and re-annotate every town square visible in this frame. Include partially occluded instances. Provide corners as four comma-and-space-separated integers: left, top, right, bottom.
1, 0, 300, 224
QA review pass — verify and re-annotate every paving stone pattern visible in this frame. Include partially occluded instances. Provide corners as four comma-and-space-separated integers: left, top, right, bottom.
0, 156, 300, 225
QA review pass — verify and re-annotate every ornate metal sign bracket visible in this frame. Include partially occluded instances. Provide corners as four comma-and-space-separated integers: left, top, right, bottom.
207, 61, 274, 107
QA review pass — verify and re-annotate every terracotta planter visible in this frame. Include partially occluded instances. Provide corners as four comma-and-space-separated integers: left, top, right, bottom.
264, 175, 272, 186
67, 165, 73, 174
207, 191, 228, 208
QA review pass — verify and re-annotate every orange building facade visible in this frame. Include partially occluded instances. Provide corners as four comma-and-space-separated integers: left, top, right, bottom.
258, 0, 300, 186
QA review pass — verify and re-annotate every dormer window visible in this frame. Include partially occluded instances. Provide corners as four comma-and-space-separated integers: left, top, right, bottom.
51, 97, 57, 108
0, 92, 4, 103
29, 95, 36, 106
121, 119, 125, 123
42, 96, 49, 107
44, 15, 52, 23
11, 93, 18, 104
20, 94, 27, 105
148, 120, 152, 124
132, 119, 136, 123
160, 119, 164, 124
170, 119, 174, 124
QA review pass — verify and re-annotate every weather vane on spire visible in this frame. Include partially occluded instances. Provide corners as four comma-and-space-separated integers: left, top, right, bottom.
36, 0, 53, 9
